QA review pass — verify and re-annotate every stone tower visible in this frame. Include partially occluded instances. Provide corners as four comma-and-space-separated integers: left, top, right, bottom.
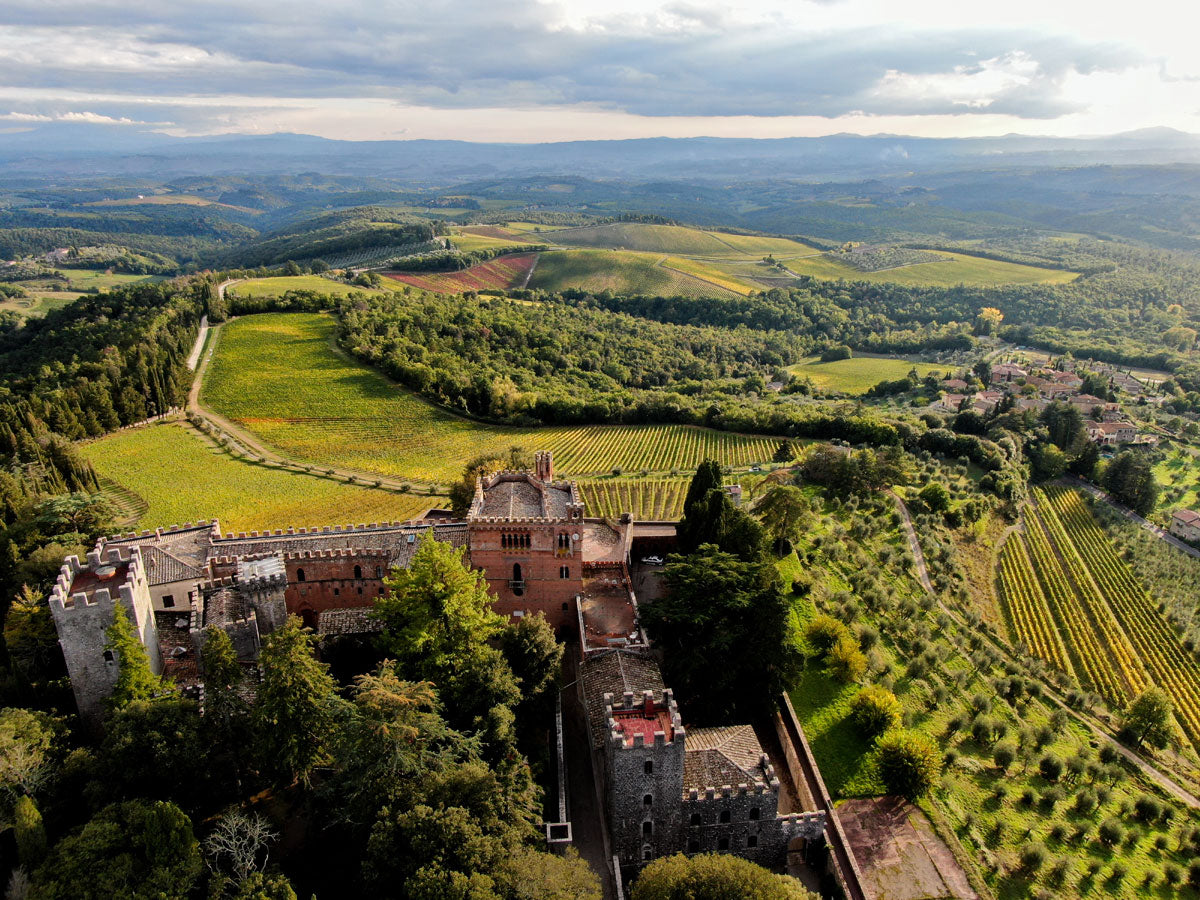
603, 688, 687, 879
49, 545, 162, 727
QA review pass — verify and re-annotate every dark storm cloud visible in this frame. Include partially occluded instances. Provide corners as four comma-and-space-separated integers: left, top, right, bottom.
0, 0, 1145, 121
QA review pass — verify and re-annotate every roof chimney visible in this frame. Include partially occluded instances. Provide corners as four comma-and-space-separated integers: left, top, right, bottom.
535, 450, 553, 482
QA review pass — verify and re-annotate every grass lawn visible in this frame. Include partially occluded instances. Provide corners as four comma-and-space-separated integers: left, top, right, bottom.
784, 251, 1078, 287
528, 249, 740, 299
0, 293, 82, 318
227, 275, 389, 298
78, 421, 431, 532
52, 268, 163, 291
200, 313, 780, 484
789, 355, 950, 394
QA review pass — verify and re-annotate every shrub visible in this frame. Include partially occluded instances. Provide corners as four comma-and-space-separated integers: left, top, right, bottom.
1019, 843, 1047, 872
1133, 795, 1162, 823
805, 615, 850, 654
1098, 818, 1124, 847
1073, 787, 1098, 815
876, 730, 942, 800
1165, 863, 1183, 885
992, 741, 1017, 771
850, 685, 902, 737
826, 635, 867, 684
1038, 753, 1064, 782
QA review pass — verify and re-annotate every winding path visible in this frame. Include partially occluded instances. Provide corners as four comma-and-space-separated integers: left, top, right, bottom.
889, 491, 1200, 810
1066, 475, 1200, 561
185, 314, 443, 496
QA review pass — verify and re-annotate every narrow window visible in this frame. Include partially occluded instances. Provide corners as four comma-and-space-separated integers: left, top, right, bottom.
357, 587, 363, 595
749, 808, 760, 821
375, 566, 383, 579
643, 794, 652, 807
333, 588, 340, 596
354, 565, 362, 580
162, 594, 175, 608
719, 810, 730, 824
718, 837, 729, 851
562, 602, 569, 611
297, 567, 306, 582
512, 563, 523, 597
103, 650, 114, 662
642, 821, 653, 836
644, 760, 653, 775
690, 813, 701, 826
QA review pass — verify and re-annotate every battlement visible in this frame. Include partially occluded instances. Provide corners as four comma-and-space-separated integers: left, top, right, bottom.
212, 547, 393, 565
216, 521, 426, 541
684, 779, 776, 801
105, 520, 220, 543
50, 545, 146, 612
603, 688, 684, 749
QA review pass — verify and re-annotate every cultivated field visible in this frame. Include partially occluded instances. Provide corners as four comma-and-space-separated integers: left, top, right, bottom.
659, 256, 761, 295
548, 223, 818, 257
998, 486, 1200, 751
449, 231, 537, 252
79, 421, 428, 532
577, 479, 691, 520
200, 313, 781, 484
383, 254, 537, 293
227, 275, 389, 298
789, 356, 949, 394
784, 250, 1077, 287
528, 250, 741, 299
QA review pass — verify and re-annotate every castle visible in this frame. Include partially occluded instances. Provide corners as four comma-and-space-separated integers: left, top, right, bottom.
48, 451, 825, 882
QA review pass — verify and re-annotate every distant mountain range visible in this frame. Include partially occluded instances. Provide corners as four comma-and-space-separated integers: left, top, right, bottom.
3, 123, 1200, 182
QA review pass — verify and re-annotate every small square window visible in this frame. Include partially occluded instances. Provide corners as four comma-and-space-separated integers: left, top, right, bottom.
718, 837, 729, 851
688, 840, 699, 852
749, 807, 760, 820
103, 650, 114, 662
719, 810, 730, 824
747, 835, 758, 848
562, 602, 569, 611
333, 588, 339, 596
162, 594, 175, 608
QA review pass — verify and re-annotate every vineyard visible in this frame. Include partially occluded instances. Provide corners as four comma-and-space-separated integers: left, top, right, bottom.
202, 314, 781, 484
577, 479, 691, 520
382, 253, 537, 293
998, 485, 1200, 751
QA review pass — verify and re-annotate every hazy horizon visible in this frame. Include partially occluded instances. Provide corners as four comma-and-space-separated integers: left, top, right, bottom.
2, 0, 1199, 144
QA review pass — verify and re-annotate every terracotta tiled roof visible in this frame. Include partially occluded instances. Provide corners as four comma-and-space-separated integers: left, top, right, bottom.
1173, 509, 1200, 526
683, 725, 769, 791
318, 607, 383, 635
140, 545, 207, 586
211, 523, 468, 566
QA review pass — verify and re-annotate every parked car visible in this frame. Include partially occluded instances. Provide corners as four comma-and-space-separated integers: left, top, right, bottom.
641, 556, 664, 565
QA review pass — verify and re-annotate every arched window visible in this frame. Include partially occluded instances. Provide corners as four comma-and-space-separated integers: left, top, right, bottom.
503, 534, 510, 549
644, 760, 653, 775
642, 821, 653, 836
689, 813, 701, 827
512, 563, 524, 597
643, 794, 652, 807
296, 567, 306, 582
719, 810, 730, 824
643, 847, 653, 861
354, 565, 362, 580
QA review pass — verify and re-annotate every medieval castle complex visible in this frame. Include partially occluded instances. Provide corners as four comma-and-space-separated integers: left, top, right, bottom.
47, 451, 826, 883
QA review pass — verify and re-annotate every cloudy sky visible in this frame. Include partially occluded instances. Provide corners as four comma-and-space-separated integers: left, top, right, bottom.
2, 0, 1199, 142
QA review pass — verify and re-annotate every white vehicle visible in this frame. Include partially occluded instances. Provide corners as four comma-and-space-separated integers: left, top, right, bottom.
641, 555, 664, 565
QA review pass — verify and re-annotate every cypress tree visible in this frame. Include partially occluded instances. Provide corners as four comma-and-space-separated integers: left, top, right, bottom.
105, 604, 170, 711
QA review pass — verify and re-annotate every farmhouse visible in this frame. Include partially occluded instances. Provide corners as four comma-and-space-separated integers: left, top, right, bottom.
990, 364, 1027, 384
1084, 420, 1138, 446
1170, 509, 1200, 544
